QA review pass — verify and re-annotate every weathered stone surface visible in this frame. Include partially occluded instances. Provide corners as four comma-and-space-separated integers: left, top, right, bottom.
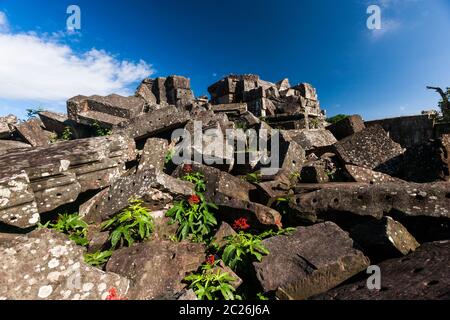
0, 135, 136, 220
0, 171, 39, 228
350, 216, 420, 262
0, 229, 130, 300
252, 222, 369, 299
212, 222, 237, 248
106, 240, 205, 300
211, 103, 248, 116
334, 124, 405, 175
136, 76, 194, 108
173, 163, 282, 227
0, 140, 31, 155
113, 106, 190, 140
327, 115, 365, 140
138, 138, 168, 172
84, 170, 195, 223
344, 164, 401, 184
284, 129, 337, 152
38, 111, 69, 135
0, 115, 17, 139
86, 224, 110, 253
365, 114, 434, 148
313, 240, 450, 300
291, 182, 450, 223
14, 118, 49, 147
400, 139, 448, 182
300, 154, 338, 184
68, 94, 146, 128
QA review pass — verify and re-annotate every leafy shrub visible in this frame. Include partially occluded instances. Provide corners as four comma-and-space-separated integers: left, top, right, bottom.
61, 127, 73, 141
221, 228, 295, 270
166, 193, 218, 242
102, 198, 154, 249
181, 171, 206, 193
184, 263, 241, 300
84, 250, 112, 267
42, 213, 89, 246
222, 232, 269, 270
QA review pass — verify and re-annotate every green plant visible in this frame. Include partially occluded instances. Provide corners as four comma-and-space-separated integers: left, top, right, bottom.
43, 213, 89, 246
25, 107, 44, 120
222, 232, 270, 270
84, 250, 112, 267
61, 127, 73, 141
184, 263, 241, 300
92, 122, 112, 137
245, 172, 262, 184
102, 198, 154, 249
326, 114, 349, 124
166, 193, 218, 243
257, 292, 269, 300
182, 172, 206, 193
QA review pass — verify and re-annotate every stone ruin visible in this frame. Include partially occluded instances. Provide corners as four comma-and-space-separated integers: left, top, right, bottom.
0, 74, 449, 300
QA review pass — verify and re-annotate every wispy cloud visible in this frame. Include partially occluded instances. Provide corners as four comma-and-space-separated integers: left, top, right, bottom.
0, 11, 153, 115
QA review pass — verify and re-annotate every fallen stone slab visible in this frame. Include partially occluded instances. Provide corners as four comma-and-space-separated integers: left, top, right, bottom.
106, 240, 205, 300
252, 222, 369, 300
137, 138, 169, 172
344, 164, 402, 184
327, 115, 365, 140
0, 115, 17, 139
0, 229, 130, 300
333, 124, 405, 176
83, 170, 195, 223
68, 94, 146, 128
212, 222, 237, 248
0, 135, 136, 219
0, 171, 39, 228
350, 216, 420, 262
14, 118, 49, 147
400, 139, 448, 183
290, 182, 450, 223
113, 106, 190, 140
0, 140, 31, 155
38, 111, 69, 135
284, 129, 337, 153
312, 240, 450, 300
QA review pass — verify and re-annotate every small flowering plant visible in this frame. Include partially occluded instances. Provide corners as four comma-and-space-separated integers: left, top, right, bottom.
105, 288, 127, 300
232, 217, 250, 231
166, 192, 218, 243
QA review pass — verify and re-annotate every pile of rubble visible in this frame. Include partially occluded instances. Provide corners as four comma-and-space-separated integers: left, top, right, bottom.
0, 74, 449, 300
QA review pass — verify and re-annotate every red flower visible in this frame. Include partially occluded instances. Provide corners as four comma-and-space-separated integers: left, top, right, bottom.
105, 288, 127, 300
206, 255, 215, 265
183, 164, 193, 173
188, 195, 201, 205
275, 218, 283, 229
233, 217, 250, 231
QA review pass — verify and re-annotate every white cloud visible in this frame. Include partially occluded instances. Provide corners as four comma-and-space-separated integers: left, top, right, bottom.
0, 11, 153, 106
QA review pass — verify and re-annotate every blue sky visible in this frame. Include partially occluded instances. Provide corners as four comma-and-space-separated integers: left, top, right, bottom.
0, 0, 449, 120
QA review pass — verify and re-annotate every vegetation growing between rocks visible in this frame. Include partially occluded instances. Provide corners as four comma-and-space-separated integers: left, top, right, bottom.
40, 213, 89, 246
93, 121, 112, 137
25, 107, 45, 120
102, 198, 154, 249
184, 262, 241, 300
84, 250, 113, 267
166, 167, 219, 243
